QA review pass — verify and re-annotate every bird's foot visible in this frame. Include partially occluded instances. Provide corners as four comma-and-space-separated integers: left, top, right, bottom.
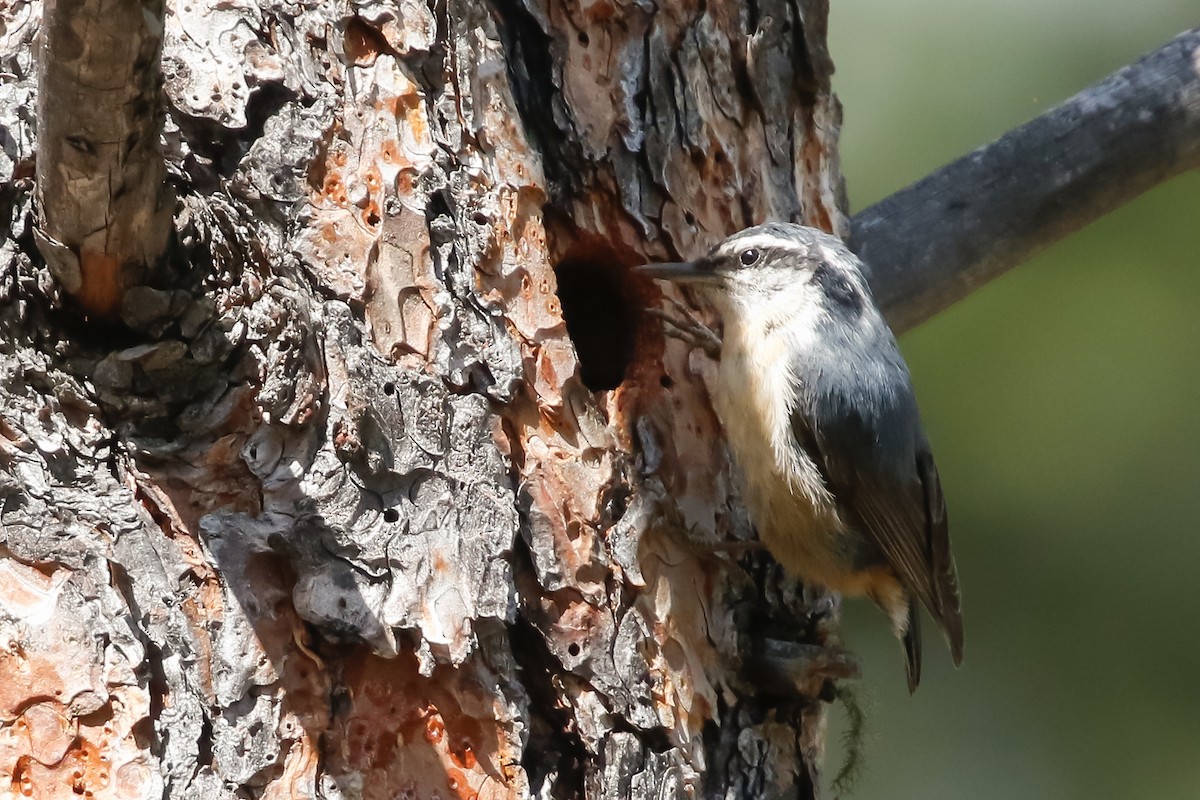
702, 539, 767, 555
646, 302, 722, 358
804, 589, 840, 625
744, 638, 861, 701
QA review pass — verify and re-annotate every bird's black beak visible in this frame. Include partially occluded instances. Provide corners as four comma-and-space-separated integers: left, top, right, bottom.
635, 258, 720, 284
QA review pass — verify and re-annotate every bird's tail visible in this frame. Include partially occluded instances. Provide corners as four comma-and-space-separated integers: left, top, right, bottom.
903, 602, 922, 694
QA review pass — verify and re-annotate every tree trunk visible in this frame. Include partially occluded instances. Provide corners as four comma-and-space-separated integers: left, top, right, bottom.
0, 0, 845, 797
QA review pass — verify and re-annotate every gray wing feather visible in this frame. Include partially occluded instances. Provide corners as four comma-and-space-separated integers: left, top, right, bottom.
791, 348, 964, 664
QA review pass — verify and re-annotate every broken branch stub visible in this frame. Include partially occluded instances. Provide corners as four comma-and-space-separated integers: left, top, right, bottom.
34, 0, 175, 319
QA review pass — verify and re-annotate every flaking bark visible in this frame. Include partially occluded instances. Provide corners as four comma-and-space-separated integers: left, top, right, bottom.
2, 0, 843, 798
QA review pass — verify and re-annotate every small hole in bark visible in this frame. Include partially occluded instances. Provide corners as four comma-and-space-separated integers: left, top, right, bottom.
383, 381, 395, 395
568, 643, 581, 656
554, 248, 640, 391
684, 211, 696, 226
577, 31, 589, 46
659, 374, 673, 389
383, 508, 399, 523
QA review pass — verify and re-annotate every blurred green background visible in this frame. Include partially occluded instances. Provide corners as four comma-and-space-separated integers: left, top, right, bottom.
825, 3, 1200, 799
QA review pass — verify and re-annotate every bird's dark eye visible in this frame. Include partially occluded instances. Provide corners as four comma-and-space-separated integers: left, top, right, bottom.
740, 249, 760, 266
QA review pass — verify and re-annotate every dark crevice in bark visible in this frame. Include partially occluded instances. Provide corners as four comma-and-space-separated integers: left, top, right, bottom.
108, 559, 194, 774
196, 713, 215, 769
408, 0, 451, 89
425, 187, 460, 280
609, 715, 673, 755
172, 82, 298, 180
241, 81, 303, 152
509, 625, 586, 798
508, 599, 588, 795
703, 700, 816, 800
486, 0, 586, 203
342, 16, 401, 64
784, 0, 819, 102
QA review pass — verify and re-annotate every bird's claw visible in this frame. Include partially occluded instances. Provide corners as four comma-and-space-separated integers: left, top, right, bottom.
745, 638, 861, 701
647, 301, 722, 358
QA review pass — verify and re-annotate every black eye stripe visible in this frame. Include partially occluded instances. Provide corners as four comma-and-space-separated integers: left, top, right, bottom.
740, 248, 760, 266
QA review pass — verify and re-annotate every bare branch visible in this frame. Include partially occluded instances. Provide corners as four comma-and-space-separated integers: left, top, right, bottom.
851, 27, 1200, 334
34, 0, 175, 319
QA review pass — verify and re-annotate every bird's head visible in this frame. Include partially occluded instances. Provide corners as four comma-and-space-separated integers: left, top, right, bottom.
639, 222, 871, 321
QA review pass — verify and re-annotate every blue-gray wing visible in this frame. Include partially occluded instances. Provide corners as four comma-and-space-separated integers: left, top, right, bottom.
790, 363, 964, 665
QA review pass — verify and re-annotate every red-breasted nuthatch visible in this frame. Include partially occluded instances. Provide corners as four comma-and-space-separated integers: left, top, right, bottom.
641, 222, 963, 692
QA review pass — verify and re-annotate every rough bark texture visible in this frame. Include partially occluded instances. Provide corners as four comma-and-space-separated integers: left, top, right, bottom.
852, 26, 1200, 334
1, 1, 846, 798
33, 0, 175, 318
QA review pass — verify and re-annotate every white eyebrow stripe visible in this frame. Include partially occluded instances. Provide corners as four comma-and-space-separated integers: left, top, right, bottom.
817, 244, 845, 265
717, 232, 813, 257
